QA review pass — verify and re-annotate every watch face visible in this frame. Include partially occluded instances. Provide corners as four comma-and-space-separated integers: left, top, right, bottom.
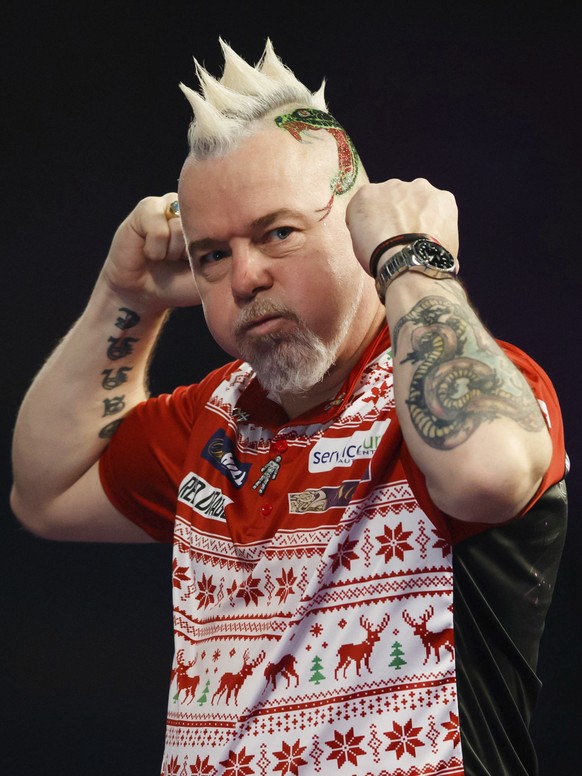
415, 239, 455, 270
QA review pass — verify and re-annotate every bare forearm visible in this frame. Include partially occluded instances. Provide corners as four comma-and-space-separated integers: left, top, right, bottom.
11, 279, 168, 512
346, 178, 552, 520
384, 274, 552, 521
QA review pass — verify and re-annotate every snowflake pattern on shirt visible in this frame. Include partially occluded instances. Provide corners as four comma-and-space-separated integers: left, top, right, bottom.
160, 346, 463, 775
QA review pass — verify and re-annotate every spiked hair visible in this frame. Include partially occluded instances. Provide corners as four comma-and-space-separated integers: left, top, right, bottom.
179, 39, 328, 160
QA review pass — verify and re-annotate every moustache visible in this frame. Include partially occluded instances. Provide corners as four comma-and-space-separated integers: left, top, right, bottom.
235, 299, 300, 337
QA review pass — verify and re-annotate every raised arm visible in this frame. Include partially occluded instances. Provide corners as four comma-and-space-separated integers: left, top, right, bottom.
10, 194, 200, 542
347, 179, 552, 523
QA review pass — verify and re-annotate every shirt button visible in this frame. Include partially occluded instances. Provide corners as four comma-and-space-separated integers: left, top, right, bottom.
261, 503, 273, 517
272, 438, 288, 453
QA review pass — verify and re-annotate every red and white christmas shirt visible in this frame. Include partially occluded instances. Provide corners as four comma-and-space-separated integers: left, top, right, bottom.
100, 325, 565, 776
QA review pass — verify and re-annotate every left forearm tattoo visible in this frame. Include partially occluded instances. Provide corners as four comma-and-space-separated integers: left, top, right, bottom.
98, 307, 140, 439
393, 294, 545, 449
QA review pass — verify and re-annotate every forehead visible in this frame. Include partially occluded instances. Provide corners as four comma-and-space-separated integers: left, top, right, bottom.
178, 125, 337, 236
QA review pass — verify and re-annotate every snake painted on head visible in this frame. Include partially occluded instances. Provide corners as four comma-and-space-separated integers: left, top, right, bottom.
274, 108, 360, 218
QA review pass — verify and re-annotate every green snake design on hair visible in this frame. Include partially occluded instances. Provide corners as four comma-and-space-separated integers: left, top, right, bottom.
275, 108, 360, 216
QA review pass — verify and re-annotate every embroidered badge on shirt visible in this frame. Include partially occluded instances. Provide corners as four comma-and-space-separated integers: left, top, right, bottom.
252, 455, 282, 495
202, 429, 252, 489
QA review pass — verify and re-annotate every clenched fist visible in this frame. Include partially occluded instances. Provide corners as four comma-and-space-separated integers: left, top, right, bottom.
100, 193, 201, 312
346, 179, 459, 274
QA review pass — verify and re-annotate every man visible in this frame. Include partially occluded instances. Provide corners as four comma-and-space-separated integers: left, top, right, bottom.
11, 39, 567, 775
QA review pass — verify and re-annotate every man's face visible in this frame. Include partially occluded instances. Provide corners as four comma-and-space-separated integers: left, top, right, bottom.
178, 122, 374, 395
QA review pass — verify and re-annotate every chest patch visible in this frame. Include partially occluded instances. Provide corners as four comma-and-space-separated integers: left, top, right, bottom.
308, 418, 391, 472
177, 472, 232, 521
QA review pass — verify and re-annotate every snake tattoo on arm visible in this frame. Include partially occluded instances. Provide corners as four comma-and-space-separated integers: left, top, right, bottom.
393, 293, 546, 450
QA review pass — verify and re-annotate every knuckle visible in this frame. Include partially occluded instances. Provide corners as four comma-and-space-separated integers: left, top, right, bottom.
137, 195, 158, 209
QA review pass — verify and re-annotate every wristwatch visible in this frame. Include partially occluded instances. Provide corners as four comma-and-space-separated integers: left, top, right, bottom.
375, 238, 456, 302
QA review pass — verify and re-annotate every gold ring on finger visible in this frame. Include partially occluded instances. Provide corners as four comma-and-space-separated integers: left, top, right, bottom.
165, 200, 180, 220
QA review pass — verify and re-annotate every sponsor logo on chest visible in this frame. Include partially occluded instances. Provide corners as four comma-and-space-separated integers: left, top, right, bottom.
202, 428, 251, 488
177, 472, 232, 521
308, 419, 391, 472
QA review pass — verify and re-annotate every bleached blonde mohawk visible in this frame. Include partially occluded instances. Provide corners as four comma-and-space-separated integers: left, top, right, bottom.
179, 39, 328, 160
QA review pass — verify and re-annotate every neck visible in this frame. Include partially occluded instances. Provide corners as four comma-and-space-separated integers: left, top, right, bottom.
278, 305, 385, 419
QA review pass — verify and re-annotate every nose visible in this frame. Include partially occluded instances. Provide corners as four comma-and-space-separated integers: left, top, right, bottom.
230, 243, 273, 301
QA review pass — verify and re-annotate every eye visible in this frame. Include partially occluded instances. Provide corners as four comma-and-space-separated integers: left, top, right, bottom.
267, 226, 294, 242
199, 249, 229, 264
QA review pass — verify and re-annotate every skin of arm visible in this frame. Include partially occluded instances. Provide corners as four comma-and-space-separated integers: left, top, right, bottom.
346, 179, 553, 523
10, 194, 200, 542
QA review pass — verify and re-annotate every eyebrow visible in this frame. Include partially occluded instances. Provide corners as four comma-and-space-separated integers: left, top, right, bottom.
187, 208, 308, 257
249, 208, 302, 231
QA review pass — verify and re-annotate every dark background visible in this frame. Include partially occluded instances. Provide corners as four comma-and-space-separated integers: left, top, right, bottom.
2, 2, 580, 773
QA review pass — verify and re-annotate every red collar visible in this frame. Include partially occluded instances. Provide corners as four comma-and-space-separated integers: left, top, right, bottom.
235, 324, 390, 430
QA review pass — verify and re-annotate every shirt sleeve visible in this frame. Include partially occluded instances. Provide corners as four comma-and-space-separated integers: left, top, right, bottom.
98, 384, 200, 543
497, 339, 567, 497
